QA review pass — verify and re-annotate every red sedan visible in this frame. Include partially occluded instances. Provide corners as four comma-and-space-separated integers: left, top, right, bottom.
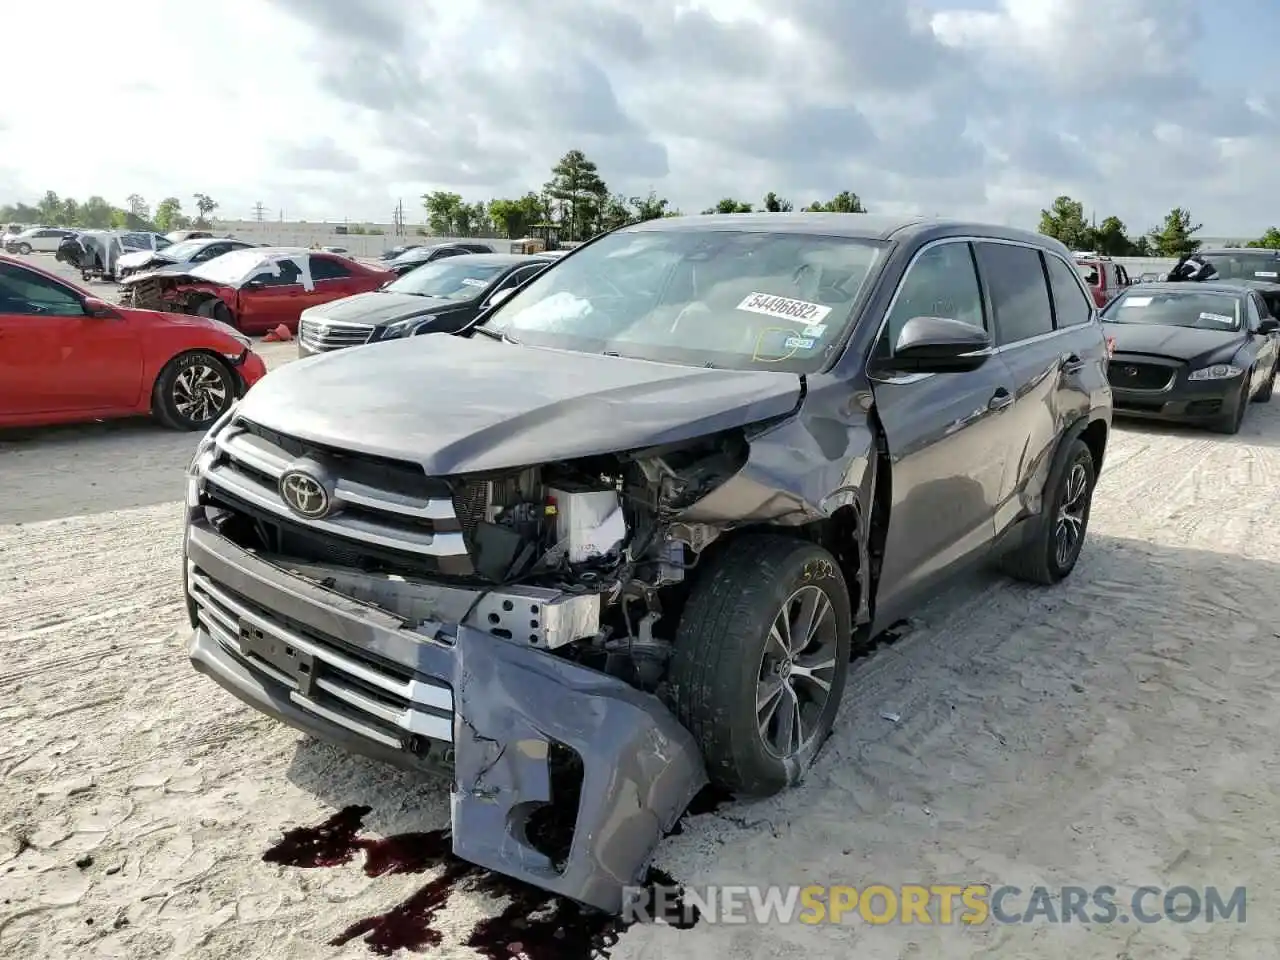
0, 255, 267, 431
117, 247, 396, 335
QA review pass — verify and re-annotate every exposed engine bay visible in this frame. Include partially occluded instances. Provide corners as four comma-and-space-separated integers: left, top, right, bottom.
228, 429, 753, 697
119, 273, 217, 314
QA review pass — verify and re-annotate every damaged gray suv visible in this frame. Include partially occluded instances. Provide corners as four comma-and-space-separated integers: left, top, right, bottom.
182, 214, 1111, 911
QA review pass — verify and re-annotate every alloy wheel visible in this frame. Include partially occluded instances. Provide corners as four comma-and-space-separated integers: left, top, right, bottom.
172, 362, 227, 425
1054, 461, 1090, 569
756, 584, 840, 759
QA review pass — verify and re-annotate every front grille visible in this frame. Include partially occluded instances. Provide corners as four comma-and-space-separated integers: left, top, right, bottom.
198, 417, 474, 578
1107, 358, 1176, 390
299, 316, 374, 353
188, 563, 455, 747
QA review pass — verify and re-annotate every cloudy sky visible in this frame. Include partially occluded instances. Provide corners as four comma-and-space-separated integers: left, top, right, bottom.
2, 0, 1278, 236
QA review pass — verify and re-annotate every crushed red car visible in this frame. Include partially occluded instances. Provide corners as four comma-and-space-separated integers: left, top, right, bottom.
0, 254, 266, 431
116, 247, 395, 335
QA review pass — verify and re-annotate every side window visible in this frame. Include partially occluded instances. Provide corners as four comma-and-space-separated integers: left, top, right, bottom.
34, 229, 57, 239
1116, 265, 1130, 287
309, 256, 353, 280
192, 244, 225, 262
0, 263, 87, 316
252, 260, 303, 287
882, 241, 985, 352
1044, 254, 1094, 329
497, 265, 543, 292
973, 242, 1054, 346
432, 248, 462, 261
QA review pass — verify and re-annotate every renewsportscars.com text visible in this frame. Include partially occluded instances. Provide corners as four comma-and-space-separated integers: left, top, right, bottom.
624, 884, 1247, 926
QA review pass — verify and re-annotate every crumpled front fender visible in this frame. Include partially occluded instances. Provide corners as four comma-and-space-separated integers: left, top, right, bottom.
449, 625, 707, 913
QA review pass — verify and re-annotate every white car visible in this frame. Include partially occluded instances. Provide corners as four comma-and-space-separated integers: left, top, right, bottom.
116, 236, 257, 280
4, 226, 76, 254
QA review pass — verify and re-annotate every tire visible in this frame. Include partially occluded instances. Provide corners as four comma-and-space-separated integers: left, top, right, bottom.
1000, 436, 1097, 586
152, 351, 237, 431
1212, 378, 1250, 434
667, 535, 852, 797
195, 298, 235, 328
1252, 365, 1274, 403
16, 243, 31, 255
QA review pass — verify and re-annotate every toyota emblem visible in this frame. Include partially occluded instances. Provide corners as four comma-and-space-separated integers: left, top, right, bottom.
1124, 366, 1139, 377
279, 469, 331, 519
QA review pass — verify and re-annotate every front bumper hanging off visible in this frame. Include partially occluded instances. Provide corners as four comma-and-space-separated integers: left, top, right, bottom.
183, 522, 708, 913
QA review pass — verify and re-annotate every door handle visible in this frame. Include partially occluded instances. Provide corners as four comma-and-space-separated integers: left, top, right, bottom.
988, 388, 1014, 411
1061, 353, 1084, 373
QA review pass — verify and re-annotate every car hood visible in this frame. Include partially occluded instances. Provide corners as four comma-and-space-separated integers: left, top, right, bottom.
1102, 322, 1245, 363
302, 290, 458, 327
235, 333, 804, 475
119, 249, 172, 269
119, 265, 213, 287
124, 306, 249, 345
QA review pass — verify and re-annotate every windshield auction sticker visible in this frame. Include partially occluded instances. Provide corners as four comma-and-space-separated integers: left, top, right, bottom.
1255, 271, 1278, 279
1199, 312, 1235, 325
737, 292, 832, 325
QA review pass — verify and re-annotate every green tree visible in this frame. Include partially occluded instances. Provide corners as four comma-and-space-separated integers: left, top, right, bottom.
192, 193, 219, 226
125, 193, 150, 223
59, 198, 80, 226
79, 196, 114, 229
1246, 227, 1280, 249
544, 149, 609, 242
37, 191, 62, 223
629, 190, 669, 221
489, 193, 544, 238
598, 193, 632, 232
762, 191, 793, 212
804, 190, 866, 213
1147, 207, 1202, 258
1038, 195, 1093, 251
1092, 216, 1133, 256
703, 197, 753, 214
154, 197, 189, 232
0, 201, 40, 223
422, 190, 464, 234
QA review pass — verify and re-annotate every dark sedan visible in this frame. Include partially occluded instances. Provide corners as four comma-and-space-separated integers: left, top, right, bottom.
297, 253, 554, 357
1102, 282, 1279, 433
386, 241, 496, 275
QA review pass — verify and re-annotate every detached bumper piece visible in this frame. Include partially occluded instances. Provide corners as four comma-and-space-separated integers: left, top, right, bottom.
184, 524, 707, 913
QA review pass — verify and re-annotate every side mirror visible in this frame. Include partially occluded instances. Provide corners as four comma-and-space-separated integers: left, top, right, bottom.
83, 297, 119, 319
244, 279, 264, 290
887, 316, 991, 373
484, 287, 515, 309
1258, 318, 1279, 335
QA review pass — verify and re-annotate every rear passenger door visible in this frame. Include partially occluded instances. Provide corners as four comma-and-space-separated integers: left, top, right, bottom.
974, 242, 1096, 535
868, 239, 1018, 613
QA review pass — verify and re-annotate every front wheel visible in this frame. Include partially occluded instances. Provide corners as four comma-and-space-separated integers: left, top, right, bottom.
1001, 437, 1097, 585
667, 535, 852, 797
152, 351, 236, 431
16, 243, 31, 255
1212, 378, 1250, 434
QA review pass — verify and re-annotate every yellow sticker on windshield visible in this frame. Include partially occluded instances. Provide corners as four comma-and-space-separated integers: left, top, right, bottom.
737, 292, 832, 324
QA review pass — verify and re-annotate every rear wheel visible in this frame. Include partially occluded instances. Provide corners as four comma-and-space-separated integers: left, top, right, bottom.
667, 535, 852, 797
152, 351, 236, 431
1001, 437, 1096, 585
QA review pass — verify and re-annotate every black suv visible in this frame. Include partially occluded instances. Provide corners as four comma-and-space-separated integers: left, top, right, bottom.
181, 214, 1111, 911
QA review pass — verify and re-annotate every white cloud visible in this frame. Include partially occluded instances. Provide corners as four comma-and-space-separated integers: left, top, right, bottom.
1, 0, 1278, 236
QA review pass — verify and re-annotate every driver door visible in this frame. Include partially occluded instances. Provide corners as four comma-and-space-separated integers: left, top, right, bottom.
236, 258, 306, 333
1246, 294, 1277, 392
0, 262, 144, 415
867, 239, 1016, 614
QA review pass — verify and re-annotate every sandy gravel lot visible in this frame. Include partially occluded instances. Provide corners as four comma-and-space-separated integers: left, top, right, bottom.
3, 254, 1279, 958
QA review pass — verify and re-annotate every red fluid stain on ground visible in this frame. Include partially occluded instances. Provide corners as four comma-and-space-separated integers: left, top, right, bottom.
262, 792, 721, 957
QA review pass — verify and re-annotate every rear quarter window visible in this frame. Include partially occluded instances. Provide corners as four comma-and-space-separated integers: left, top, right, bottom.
1044, 254, 1095, 328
